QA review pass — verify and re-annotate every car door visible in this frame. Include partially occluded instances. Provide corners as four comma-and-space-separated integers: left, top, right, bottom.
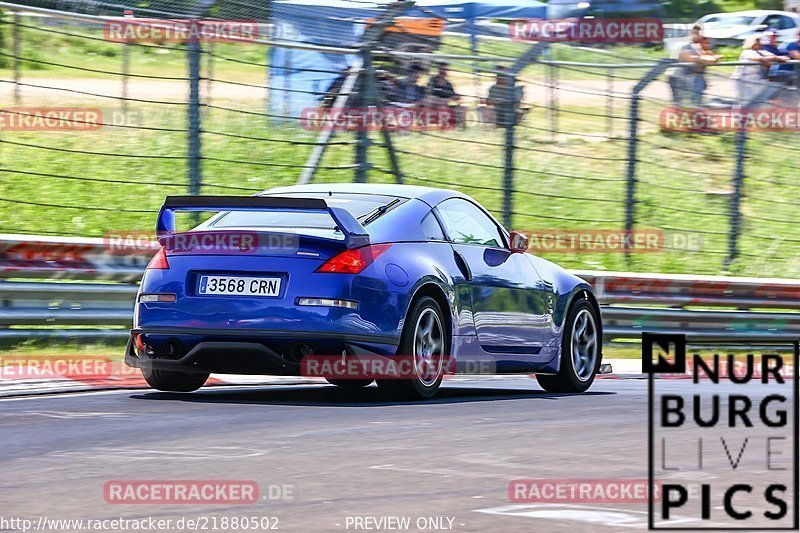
435, 198, 552, 357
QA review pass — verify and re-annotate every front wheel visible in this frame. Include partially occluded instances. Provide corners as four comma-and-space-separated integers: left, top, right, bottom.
536, 298, 601, 393
377, 296, 448, 400
142, 367, 209, 392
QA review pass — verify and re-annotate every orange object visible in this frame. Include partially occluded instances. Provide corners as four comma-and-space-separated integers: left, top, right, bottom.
367, 17, 445, 37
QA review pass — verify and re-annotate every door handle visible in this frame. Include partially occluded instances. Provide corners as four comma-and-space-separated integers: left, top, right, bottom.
453, 250, 472, 281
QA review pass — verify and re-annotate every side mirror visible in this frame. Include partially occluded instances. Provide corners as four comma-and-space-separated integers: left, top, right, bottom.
509, 231, 529, 253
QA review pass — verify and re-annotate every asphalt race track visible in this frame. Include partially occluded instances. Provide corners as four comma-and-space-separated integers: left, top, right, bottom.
0, 377, 793, 532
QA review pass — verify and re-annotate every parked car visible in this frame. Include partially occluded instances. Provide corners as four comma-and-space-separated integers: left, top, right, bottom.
695, 10, 800, 46
126, 185, 606, 399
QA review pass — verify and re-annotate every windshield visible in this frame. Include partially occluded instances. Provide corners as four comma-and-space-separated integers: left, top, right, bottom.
209, 193, 405, 231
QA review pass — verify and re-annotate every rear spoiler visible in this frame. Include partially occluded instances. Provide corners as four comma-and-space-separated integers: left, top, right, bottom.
156, 196, 370, 248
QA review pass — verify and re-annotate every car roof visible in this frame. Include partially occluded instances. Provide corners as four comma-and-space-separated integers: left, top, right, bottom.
258, 183, 468, 206
701, 10, 796, 18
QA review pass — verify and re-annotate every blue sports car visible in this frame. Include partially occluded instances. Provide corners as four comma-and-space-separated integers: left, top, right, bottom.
125, 184, 604, 399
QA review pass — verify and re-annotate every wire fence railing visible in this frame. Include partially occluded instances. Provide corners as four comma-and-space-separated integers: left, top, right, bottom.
1, 1, 800, 279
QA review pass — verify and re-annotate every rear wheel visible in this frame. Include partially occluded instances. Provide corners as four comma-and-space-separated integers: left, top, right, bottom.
536, 299, 601, 393
142, 367, 209, 392
378, 296, 448, 400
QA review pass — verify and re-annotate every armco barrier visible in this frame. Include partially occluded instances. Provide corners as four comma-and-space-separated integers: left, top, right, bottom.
2, 235, 800, 341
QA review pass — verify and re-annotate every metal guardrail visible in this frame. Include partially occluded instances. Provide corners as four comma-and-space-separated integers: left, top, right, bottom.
576, 270, 800, 341
2, 235, 800, 342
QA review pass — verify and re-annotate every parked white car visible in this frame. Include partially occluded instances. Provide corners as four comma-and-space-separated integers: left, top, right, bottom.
695, 10, 800, 46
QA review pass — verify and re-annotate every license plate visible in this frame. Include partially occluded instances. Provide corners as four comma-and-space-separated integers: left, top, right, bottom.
198, 275, 282, 297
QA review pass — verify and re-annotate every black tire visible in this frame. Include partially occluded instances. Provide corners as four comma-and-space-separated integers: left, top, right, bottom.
141, 367, 209, 392
377, 296, 448, 400
325, 378, 374, 388
536, 298, 601, 393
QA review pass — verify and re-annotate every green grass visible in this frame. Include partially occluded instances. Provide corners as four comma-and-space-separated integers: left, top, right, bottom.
4, 100, 794, 278
1, 15, 798, 281
0, 339, 127, 360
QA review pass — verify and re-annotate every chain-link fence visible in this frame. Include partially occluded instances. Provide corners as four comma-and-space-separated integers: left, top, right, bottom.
1, 1, 799, 278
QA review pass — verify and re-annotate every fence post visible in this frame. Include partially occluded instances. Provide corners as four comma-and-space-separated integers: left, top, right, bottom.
624, 59, 673, 261
500, 42, 547, 230
12, 10, 20, 104
121, 44, 130, 114
187, 37, 202, 197
606, 67, 613, 139
726, 126, 746, 269
551, 58, 558, 142
205, 41, 214, 108
362, 49, 403, 183
353, 49, 372, 184
624, 93, 639, 253
546, 45, 556, 142
500, 75, 518, 230
724, 82, 781, 269
121, 10, 134, 114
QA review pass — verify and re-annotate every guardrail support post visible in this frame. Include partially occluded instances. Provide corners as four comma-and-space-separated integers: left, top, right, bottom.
187, 36, 202, 197
624, 59, 673, 262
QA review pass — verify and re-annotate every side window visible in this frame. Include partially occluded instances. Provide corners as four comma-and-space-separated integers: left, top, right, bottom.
436, 199, 504, 247
764, 15, 781, 29
781, 16, 796, 29
421, 211, 445, 241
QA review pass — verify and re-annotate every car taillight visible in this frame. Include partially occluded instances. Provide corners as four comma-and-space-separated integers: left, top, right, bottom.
146, 246, 170, 270
316, 244, 392, 274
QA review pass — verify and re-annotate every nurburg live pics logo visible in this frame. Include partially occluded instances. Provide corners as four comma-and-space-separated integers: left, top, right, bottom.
644, 333, 799, 530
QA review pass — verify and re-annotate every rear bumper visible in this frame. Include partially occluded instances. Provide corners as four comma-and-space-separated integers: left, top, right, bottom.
125, 328, 399, 375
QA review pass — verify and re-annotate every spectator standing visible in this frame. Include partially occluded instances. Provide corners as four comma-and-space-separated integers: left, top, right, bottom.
668, 26, 720, 108
761, 30, 791, 82
485, 66, 523, 127
781, 30, 800, 106
424, 62, 465, 129
692, 36, 722, 106
668, 26, 701, 108
732, 36, 776, 106
783, 30, 800, 85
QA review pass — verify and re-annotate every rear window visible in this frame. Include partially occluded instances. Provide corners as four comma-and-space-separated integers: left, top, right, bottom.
209, 192, 405, 230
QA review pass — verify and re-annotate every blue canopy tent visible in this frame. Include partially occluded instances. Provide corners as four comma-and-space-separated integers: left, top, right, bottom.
269, 0, 547, 118
417, 0, 547, 54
